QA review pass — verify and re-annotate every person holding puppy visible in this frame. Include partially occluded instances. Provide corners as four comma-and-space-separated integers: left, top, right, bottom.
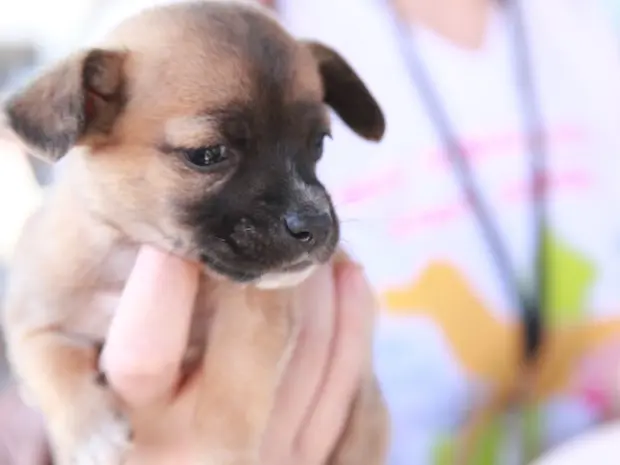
0, 243, 376, 465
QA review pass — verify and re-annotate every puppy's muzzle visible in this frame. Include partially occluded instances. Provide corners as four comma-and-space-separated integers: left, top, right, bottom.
253, 207, 336, 290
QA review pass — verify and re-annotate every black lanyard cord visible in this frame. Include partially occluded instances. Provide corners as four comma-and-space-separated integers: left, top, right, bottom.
387, 0, 547, 364
511, 0, 546, 363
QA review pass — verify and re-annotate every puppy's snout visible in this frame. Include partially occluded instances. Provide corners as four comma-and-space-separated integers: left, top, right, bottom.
283, 210, 333, 246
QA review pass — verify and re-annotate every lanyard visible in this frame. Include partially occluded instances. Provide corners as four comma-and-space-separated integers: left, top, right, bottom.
386, 0, 547, 365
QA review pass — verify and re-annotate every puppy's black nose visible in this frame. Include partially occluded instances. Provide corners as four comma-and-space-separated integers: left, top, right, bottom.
283, 211, 332, 244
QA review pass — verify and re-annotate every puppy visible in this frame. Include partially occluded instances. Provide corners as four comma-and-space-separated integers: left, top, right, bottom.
1, 1, 389, 464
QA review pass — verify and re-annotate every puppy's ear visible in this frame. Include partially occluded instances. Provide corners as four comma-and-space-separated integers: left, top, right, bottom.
302, 41, 385, 141
3, 49, 126, 162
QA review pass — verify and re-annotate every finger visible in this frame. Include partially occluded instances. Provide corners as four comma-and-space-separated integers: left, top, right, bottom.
101, 245, 200, 407
297, 263, 376, 463
260, 264, 336, 463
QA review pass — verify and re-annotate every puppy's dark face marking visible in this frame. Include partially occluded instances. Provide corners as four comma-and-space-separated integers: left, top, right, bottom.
154, 5, 341, 281
176, 99, 338, 282
3, 1, 385, 284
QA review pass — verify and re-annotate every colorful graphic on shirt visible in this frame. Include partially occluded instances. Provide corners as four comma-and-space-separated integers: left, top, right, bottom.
381, 232, 616, 397
381, 233, 620, 464
470, 413, 504, 465
430, 405, 543, 465
543, 231, 596, 326
432, 434, 455, 465
570, 339, 620, 415
383, 260, 516, 381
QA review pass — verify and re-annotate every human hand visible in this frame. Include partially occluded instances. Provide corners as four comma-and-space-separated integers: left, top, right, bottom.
0, 245, 376, 465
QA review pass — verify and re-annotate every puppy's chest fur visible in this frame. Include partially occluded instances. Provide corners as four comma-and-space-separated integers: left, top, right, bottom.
71, 245, 138, 339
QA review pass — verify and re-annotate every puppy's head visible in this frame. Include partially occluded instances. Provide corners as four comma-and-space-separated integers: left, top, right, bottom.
3, 1, 385, 287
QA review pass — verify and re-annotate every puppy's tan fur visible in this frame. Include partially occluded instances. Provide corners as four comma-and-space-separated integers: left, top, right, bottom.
2, 2, 389, 464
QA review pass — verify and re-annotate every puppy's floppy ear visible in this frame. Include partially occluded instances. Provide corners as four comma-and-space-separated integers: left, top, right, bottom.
3, 49, 126, 162
302, 41, 385, 141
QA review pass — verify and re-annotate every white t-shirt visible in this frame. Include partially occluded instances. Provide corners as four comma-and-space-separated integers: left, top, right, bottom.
277, 1, 620, 464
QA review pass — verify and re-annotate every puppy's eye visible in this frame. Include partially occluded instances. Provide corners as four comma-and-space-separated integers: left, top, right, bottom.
183, 145, 228, 169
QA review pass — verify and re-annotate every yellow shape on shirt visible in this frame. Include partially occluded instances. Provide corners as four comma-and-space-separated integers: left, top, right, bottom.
382, 261, 620, 398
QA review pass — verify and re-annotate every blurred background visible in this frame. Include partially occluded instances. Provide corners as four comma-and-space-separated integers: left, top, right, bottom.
3, 1, 620, 464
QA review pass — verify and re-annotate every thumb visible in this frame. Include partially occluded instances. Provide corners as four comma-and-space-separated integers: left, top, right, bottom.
101, 246, 200, 407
